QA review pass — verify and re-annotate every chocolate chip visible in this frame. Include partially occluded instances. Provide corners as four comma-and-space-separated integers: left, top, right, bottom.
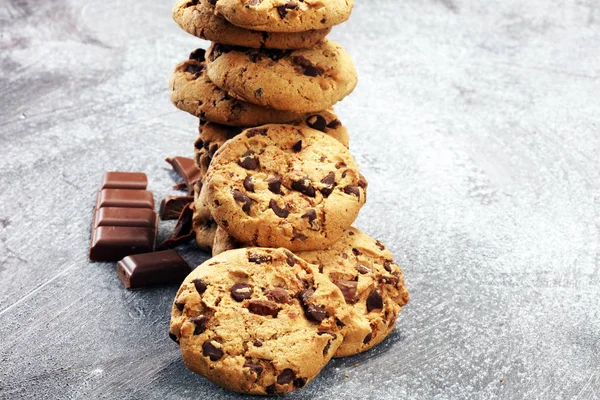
269, 199, 290, 218
344, 185, 361, 199
378, 275, 400, 286
191, 315, 208, 335
336, 318, 346, 327
248, 300, 279, 317
169, 332, 179, 343
266, 175, 282, 194
358, 173, 368, 189
366, 289, 383, 312
277, 2, 298, 18
243, 176, 255, 192
208, 143, 219, 156
238, 150, 259, 170
244, 363, 263, 375
376, 240, 386, 251
246, 128, 267, 138
292, 140, 302, 152
305, 304, 328, 323
248, 253, 272, 264
254, 88, 263, 98
175, 302, 185, 312
202, 341, 223, 361
210, 44, 232, 61
231, 283, 253, 302
327, 119, 341, 129
266, 287, 290, 303
293, 378, 307, 388
320, 172, 336, 197
292, 55, 323, 77
233, 189, 252, 214
194, 278, 207, 294
184, 62, 204, 77
384, 260, 393, 272
306, 115, 328, 132
292, 178, 315, 197
292, 228, 308, 241
285, 250, 296, 267
189, 48, 206, 62
335, 280, 358, 303
356, 265, 371, 274
277, 369, 295, 385
253, 340, 263, 347
266, 385, 277, 395
298, 289, 314, 305
363, 332, 373, 344
208, 0, 217, 5
352, 248, 361, 256
194, 138, 204, 150
301, 209, 317, 226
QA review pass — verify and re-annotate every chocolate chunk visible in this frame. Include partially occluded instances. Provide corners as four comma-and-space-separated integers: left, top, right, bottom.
277, 369, 295, 385
269, 200, 290, 218
336, 318, 346, 327
166, 157, 201, 194
191, 315, 208, 335
366, 289, 383, 312
376, 240, 386, 251
101, 172, 148, 190
90, 226, 156, 262
301, 209, 317, 226
231, 283, 253, 302
116, 250, 190, 289
335, 280, 358, 303
96, 189, 155, 209
248, 300, 279, 317
358, 173, 368, 189
159, 196, 194, 220
210, 44, 233, 61
378, 275, 400, 286
293, 378, 307, 388
291, 140, 302, 152
254, 88, 263, 98
266, 175, 282, 194
305, 304, 328, 323
319, 172, 336, 197
253, 340, 263, 347
266, 385, 277, 395
384, 260, 393, 272
248, 253, 272, 264
291, 178, 315, 197
175, 302, 185, 312
244, 363, 263, 375
363, 332, 373, 344
172, 182, 188, 191
183, 62, 204, 77
158, 203, 195, 249
352, 248, 361, 256
189, 48, 206, 62
327, 119, 341, 129
306, 115, 327, 132
93, 207, 157, 229
243, 176, 255, 192
202, 341, 223, 361
292, 228, 308, 242
356, 265, 371, 274
344, 185, 361, 199
298, 289, 314, 305
238, 150, 260, 170
169, 332, 179, 343
233, 189, 253, 214
292, 55, 323, 77
277, 2, 298, 19
245, 128, 267, 138
266, 288, 290, 303
208, 143, 219, 156
194, 278, 208, 294
285, 251, 296, 267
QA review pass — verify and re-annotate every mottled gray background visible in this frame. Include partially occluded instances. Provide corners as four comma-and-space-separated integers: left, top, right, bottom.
1, 0, 599, 398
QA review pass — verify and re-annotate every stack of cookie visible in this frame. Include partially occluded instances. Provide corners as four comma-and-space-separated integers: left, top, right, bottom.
168, 0, 409, 395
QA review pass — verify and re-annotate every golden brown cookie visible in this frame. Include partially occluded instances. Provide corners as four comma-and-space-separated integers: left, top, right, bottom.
206, 40, 357, 113
169, 247, 349, 395
191, 182, 217, 252
205, 124, 367, 251
173, 0, 331, 49
169, 49, 303, 126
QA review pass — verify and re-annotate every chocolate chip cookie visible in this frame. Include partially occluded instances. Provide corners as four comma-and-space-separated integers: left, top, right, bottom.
173, 0, 331, 49
192, 182, 217, 251
214, 0, 354, 33
194, 111, 349, 183
205, 124, 367, 251
206, 40, 357, 113
169, 247, 348, 395
169, 49, 303, 126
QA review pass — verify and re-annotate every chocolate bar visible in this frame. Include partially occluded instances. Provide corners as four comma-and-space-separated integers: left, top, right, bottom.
117, 250, 192, 289
158, 203, 195, 249
101, 172, 148, 190
166, 157, 201, 194
159, 196, 194, 220
90, 226, 156, 262
94, 207, 158, 229
96, 189, 154, 209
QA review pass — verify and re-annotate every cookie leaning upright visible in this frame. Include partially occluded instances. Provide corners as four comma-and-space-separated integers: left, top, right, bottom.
205, 124, 367, 251
169, 248, 349, 395
206, 40, 358, 113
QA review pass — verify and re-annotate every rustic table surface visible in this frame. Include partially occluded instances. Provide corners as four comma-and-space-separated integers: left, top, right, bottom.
1, 0, 599, 399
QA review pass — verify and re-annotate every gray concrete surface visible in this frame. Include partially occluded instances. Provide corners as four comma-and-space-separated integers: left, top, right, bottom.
1, 0, 599, 398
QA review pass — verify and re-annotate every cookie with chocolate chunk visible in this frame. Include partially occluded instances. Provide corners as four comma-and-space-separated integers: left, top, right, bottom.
169, 49, 303, 126
214, 0, 354, 33
169, 248, 348, 395
206, 40, 357, 113
173, 0, 330, 49
192, 182, 217, 252
194, 112, 349, 183
205, 124, 367, 251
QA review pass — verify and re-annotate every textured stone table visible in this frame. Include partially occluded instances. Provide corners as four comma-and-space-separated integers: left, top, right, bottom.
1, 0, 599, 398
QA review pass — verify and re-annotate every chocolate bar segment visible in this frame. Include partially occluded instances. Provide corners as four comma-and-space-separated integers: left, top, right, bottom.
94, 207, 158, 229
117, 250, 192, 289
166, 157, 201, 194
159, 196, 194, 220
90, 226, 156, 262
96, 189, 154, 209
101, 172, 148, 190
158, 203, 195, 249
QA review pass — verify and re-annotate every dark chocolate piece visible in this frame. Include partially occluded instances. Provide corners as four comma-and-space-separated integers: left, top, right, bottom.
158, 203, 194, 249
166, 157, 202, 194
159, 196, 194, 220
101, 172, 148, 190
94, 207, 157, 229
116, 250, 191, 289
96, 189, 154, 209
89, 226, 155, 262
